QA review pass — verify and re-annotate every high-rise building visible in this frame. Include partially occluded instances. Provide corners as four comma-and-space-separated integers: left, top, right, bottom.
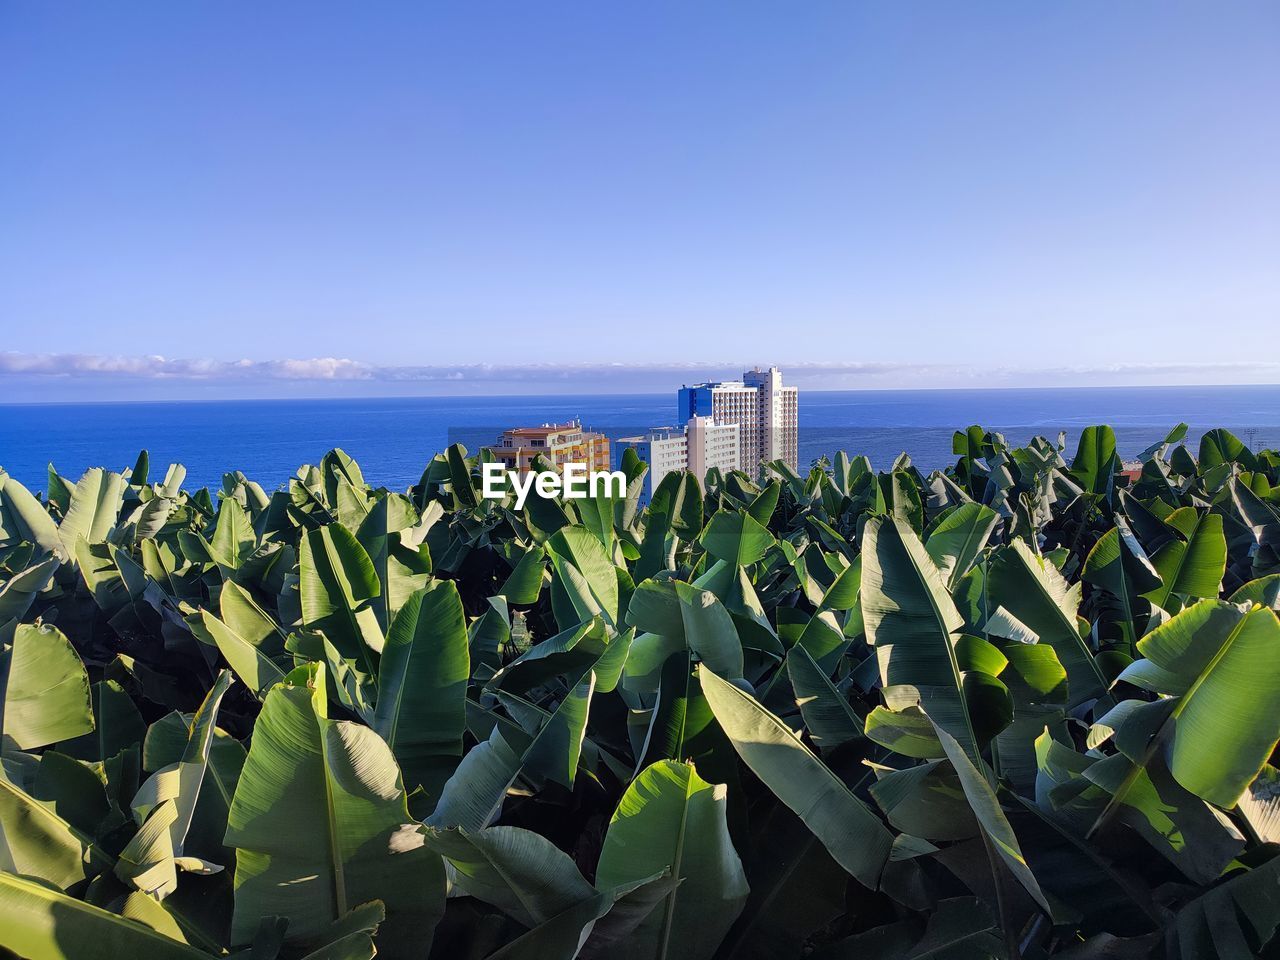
677, 366, 798, 471
484, 420, 611, 474
615, 416, 739, 499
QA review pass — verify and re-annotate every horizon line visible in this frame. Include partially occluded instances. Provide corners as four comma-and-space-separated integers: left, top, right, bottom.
2, 379, 1278, 409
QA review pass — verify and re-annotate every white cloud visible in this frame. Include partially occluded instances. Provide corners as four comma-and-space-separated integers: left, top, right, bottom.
2, 351, 1279, 391
0, 352, 375, 381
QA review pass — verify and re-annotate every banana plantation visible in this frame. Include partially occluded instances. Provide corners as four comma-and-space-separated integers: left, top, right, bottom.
4, 423, 1280, 960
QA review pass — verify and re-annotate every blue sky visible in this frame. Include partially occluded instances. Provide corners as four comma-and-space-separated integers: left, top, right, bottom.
1, 2, 1277, 399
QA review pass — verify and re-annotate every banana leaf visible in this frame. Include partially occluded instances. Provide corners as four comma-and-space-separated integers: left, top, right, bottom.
223, 662, 444, 952
595, 759, 748, 960
700, 666, 892, 891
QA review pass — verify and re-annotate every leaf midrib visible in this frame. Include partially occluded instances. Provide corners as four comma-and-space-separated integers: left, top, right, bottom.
892, 521, 979, 765
656, 768, 695, 960
315, 696, 349, 919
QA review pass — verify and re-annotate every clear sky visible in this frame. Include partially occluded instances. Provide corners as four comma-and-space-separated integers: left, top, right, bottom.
1, 2, 1277, 399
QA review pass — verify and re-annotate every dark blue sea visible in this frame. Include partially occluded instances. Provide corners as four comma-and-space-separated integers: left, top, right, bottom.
2, 386, 1278, 494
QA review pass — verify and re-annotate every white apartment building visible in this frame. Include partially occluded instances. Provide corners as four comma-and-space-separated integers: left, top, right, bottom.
616, 416, 739, 499
678, 365, 798, 471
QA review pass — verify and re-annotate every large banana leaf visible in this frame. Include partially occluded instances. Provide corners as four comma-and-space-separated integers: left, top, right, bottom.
207, 496, 255, 571
674, 581, 744, 679
1068, 425, 1118, 500
140, 708, 246, 867
700, 666, 892, 890
546, 526, 621, 627
372, 579, 469, 795
987, 540, 1109, 707
635, 472, 686, 582
223, 662, 444, 952
1142, 513, 1227, 613
520, 670, 597, 788
322, 448, 374, 529
1114, 600, 1280, 807
58, 467, 127, 562
699, 510, 775, 567
785, 644, 863, 749
594, 759, 748, 960
188, 608, 287, 699
861, 516, 989, 760
0, 765, 114, 888
426, 724, 522, 832
0, 872, 209, 960
423, 824, 596, 927
1082, 520, 1161, 640
929, 716, 1051, 915
923, 501, 998, 591
356, 493, 432, 630
0, 474, 63, 558
1173, 853, 1280, 959
634, 649, 740, 792
2, 623, 94, 749
299, 524, 384, 674
1199, 428, 1256, 472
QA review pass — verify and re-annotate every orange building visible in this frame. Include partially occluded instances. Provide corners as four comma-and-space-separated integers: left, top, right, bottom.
484, 420, 611, 474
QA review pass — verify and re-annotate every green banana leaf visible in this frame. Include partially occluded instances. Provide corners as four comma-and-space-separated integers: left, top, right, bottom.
1142, 513, 1227, 613
355, 493, 432, 631
699, 510, 776, 567
423, 824, 595, 926
1082, 520, 1162, 640
595, 759, 748, 960
1115, 600, 1280, 807
58, 467, 127, 563
0, 766, 114, 888
1174, 854, 1280, 959
0, 871, 209, 960
140, 709, 246, 867
425, 724, 522, 832
929, 716, 1051, 915
674, 581, 744, 680
299, 524, 384, 674
700, 666, 892, 890
785, 644, 863, 749
129, 671, 234, 874
520, 670, 596, 788
546, 526, 621, 626
372, 580, 469, 795
0, 474, 63, 558
188, 608, 287, 700
1069, 425, 1119, 500
222, 661, 444, 952
923, 502, 998, 592
2, 623, 94, 749
987, 540, 1109, 707
861, 516, 993, 760
208, 496, 255, 571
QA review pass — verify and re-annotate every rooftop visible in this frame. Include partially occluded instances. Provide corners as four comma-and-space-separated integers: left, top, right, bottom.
503, 420, 584, 438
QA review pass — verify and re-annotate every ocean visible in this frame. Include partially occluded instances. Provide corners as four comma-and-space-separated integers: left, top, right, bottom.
1, 385, 1278, 494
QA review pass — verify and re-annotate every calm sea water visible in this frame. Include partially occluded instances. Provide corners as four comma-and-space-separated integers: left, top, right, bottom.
1, 386, 1278, 493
